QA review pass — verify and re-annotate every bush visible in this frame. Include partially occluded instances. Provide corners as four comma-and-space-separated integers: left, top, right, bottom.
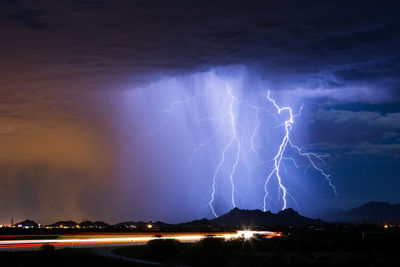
141, 239, 181, 262
40, 244, 55, 251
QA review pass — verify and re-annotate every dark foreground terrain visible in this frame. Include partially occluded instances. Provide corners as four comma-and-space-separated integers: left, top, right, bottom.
0, 247, 139, 267
1, 228, 400, 266
114, 228, 400, 266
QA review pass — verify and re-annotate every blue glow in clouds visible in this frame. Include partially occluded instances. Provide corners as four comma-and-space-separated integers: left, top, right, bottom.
122, 67, 336, 218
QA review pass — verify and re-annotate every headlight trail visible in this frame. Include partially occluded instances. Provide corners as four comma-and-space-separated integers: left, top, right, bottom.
0, 231, 282, 250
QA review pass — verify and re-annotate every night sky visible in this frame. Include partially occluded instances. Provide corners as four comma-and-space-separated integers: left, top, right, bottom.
1, 0, 400, 224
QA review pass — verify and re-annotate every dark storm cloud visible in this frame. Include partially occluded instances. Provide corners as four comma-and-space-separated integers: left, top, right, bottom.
0, 0, 399, 101
0, 0, 19, 5
302, 108, 400, 160
308, 20, 400, 53
6, 8, 48, 30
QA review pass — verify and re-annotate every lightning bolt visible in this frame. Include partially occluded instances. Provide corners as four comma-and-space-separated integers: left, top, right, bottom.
263, 91, 292, 211
288, 141, 337, 195
242, 101, 267, 162
152, 80, 336, 217
263, 90, 336, 211
208, 82, 241, 217
155, 82, 245, 217
152, 92, 203, 135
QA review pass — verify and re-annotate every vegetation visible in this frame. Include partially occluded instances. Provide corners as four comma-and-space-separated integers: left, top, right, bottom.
0, 248, 138, 267
1, 228, 400, 266
115, 229, 400, 266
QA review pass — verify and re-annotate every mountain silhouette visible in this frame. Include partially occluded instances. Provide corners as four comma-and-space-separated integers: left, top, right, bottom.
211, 207, 323, 226
177, 218, 214, 227
180, 207, 324, 227
14, 219, 38, 228
310, 201, 400, 223
26, 201, 400, 228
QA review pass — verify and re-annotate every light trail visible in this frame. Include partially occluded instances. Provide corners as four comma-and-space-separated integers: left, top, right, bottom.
0, 231, 282, 250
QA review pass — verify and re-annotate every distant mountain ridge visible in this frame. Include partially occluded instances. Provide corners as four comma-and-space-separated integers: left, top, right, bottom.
13, 201, 400, 227
181, 207, 324, 227
309, 201, 400, 223
13, 208, 323, 229
14, 219, 38, 228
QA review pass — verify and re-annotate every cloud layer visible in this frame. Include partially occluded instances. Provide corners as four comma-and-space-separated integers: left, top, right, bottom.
0, 0, 399, 101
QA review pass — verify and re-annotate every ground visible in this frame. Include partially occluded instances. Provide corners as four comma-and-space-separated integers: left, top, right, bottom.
114, 229, 400, 266
1, 229, 400, 266
0, 247, 138, 267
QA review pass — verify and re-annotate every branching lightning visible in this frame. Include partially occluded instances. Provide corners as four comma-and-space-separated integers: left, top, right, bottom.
288, 140, 337, 195
157, 82, 263, 217
263, 91, 336, 212
263, 91, 293, 211
208, 82, 241, 217
153, 81, 336, 217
